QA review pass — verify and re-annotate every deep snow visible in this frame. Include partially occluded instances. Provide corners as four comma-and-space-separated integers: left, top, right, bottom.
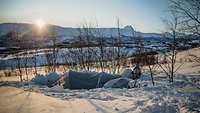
0, 48, 200, 113
1, 73, 199, 113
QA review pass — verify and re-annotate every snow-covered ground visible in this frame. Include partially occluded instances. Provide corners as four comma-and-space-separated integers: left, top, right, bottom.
0, 74, 200, 113
0, 48, 200, 113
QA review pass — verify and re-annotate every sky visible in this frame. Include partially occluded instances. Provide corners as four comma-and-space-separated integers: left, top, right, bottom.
0, 0, 169, 33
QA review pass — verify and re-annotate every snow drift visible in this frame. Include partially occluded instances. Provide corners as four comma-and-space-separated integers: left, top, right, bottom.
103, 77, 133, 88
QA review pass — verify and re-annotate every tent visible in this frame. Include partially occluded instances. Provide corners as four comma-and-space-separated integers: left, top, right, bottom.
64, 71, 120, 89
46, 72, 61, 87
31, 74, 47, 85
120, 69, 133, 78
32, 72, 61, 87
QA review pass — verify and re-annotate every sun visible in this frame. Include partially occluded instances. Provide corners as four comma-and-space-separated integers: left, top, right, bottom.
35, 19, 46, 29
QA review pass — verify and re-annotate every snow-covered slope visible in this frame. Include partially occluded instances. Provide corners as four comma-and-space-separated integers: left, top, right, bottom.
0, 47, 200, 113
0, 23, 162, 40
0, 86, 99, 113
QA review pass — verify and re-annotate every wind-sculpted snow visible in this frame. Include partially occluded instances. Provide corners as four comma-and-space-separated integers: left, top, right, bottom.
21, 85, 199, 113
12, 74, 199, 113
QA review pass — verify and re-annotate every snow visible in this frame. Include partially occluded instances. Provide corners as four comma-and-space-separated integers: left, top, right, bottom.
103, 77, 132, 88
0, 48, 200, 113
1, 75, 200, 113
0, 77, 200, 113
1, 67, 200, 113
0, 23, 136, 38
0, 86, 99, 113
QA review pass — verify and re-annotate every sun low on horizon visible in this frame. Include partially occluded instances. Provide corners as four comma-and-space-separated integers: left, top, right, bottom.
35, 19, 46, 29
0, 0, 169, 33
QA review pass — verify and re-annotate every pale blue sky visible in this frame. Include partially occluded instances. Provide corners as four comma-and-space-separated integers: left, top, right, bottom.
0, 0, 169, 33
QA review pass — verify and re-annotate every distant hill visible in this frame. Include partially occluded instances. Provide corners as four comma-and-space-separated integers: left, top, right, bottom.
0, 23, 162, 40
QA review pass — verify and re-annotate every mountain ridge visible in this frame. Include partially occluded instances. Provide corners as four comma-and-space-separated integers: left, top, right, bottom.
0, 23, 162, 39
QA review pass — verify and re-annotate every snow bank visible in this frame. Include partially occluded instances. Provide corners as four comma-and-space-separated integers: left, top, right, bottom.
50, 85, 65, 92
103, 78, 132, 88
2, 72, 200, 113
0, 86, 100, 113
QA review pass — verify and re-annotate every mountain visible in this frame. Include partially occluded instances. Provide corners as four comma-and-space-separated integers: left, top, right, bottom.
0, 23, 162, 40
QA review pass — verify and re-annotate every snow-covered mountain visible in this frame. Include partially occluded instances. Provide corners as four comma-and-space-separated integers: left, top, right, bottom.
0, 23, 162, 40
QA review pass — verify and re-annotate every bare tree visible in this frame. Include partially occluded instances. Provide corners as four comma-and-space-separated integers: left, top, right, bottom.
146, 51, 158, 86
23, 50, 29, 81
76, 33, 87, 71
11, 25, 24, 81
44, 26, 59, 73
77, 22, 95, 71
170, 0, 200, 37
15, 53, 23, 82
170, 0, 200, 65
97, 30, 105, 72
116, 18, 122, 74
110, 35, 116, 74
133, 35, 144, 66
91, 21, 106, 72
159, 11, 181, 82
21, 38, 32, 81
31, 27, 44, 76
32, 42, 38, 76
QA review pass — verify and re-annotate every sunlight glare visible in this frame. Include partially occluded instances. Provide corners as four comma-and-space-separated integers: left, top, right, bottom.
35, 19, 45, 29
